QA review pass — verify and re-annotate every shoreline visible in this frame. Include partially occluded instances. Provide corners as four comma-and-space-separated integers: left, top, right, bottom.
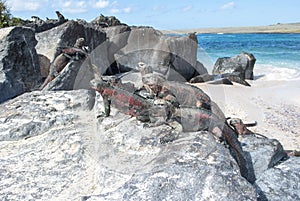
161, 22, 300, 34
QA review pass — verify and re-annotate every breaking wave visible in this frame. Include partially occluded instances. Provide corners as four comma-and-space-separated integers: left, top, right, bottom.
254, 64, 300, 81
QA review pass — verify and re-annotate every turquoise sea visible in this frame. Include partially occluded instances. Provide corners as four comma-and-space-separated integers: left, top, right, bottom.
196, 33, 300, 80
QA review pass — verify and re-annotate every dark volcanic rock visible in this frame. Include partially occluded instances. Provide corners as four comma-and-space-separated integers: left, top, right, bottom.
21, 11, 68, 33
213, 52, 256, 80
0, 26, 41, 103
42, 59, 94, 91
113, 27, 203, 81
35, 20, 108, 89
38, 54, 51, 78
35, 20, 107, 67
91, 14, 127, 28
239, 134, 287, 183
104, 25, 131, 74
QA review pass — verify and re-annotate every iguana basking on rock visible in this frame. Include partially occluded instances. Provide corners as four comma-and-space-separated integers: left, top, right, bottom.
90, 78, 152, 122
91, 77, 250, 182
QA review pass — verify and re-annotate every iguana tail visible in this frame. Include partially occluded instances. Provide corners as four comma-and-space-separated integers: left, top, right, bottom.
221, 123, 252, 183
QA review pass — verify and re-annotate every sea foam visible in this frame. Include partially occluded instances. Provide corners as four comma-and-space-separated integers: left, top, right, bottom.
254, 64, 300, 81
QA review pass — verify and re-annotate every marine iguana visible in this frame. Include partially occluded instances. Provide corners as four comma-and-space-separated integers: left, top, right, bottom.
141, 68, 212, 110
91, 78, 251, 182
39, 38, 89, 90
90, 78, 152, 121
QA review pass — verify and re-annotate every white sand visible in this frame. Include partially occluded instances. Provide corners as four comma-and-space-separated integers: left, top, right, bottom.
195, 79, 300, 151
162, 22, 300, 34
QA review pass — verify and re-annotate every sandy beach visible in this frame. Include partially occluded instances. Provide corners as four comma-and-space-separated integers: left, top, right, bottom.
162, 22, 300, 34
195, 77, 300, 151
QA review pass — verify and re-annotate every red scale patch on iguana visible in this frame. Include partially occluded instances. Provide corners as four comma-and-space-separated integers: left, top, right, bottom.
99, 86, 148, 117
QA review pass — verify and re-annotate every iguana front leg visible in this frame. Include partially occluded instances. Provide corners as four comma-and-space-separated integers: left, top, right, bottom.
103, 96, 111, 117
159, 120, 182, 144
97, 95, 111, 118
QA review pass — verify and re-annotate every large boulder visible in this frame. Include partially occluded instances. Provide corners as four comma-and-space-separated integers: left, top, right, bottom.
239, 134, 287, 182
21, 11, 68, 33
35, 22, 207, 86
35, 20, 107, 72
0, 90, 256, 200
255, 157, 300, 201
0, 26, 41, 103
91, 14, 127, 28
103, 25, 131, 74
213, 52, 256, 80
0, 89, 299, 200
113, 27, 203, 81
42, 58, 96, 91
35, 20, 108, 89
0, 90, 96, 200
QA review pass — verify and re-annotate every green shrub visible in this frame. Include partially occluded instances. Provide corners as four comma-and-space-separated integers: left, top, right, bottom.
0, 0, 22, 28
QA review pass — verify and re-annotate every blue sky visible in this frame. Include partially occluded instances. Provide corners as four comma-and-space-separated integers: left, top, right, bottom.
6, 0, 300, 30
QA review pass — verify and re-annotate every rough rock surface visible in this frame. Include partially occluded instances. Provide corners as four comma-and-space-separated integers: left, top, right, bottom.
42, 59, 95, 91
22, 15, 68, 33
0, 26, 41, 103
35, 20, 107, 66
38, 54, 51, 78
213, 52, 256, 80
113, 27, 202, 81
0, 90, 256, 200
240, 134, 287, 181
103, 25, 131, 74
255, 157, 300, 201
0, 90, 95, 200
0, 90, 299, 200
1, 15, 298, 200
91, 15, 127, 28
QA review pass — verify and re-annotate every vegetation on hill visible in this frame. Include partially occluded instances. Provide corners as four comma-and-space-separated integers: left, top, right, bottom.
0, 0, 22, 28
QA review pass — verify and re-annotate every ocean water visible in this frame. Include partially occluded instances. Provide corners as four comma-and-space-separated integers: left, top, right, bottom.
196, 33, 300, 80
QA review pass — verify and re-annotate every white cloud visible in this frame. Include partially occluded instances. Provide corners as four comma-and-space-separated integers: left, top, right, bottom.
7, 0, 42, 12
110, 8, 120, 14
182, 6, 192, 12
221, 1, 235, 10
60, 0, 88, 14
95, 0, 109, 8
123, 7, 132, 13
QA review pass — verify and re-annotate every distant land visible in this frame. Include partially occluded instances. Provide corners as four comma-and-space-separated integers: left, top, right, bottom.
162, 22, 300, 34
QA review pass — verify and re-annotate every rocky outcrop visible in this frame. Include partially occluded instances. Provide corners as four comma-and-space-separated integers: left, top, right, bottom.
42, 59, 95, 91
91, 14, 127, 28
213, 51, 256, 80
111, 27, 204, 81
0, 90, 95, 200
21, 11, 68, 33
103, 25, 131, 74
0, 26, 41, 103
255, 157, 300, 201
35, 20, 108, 89
239, 134, 287, 182
38, 54, 50, 78
0, 90, 255, 200
0, 90, 299, 200
35, 20, 107, 64
1, 17, 207, 96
